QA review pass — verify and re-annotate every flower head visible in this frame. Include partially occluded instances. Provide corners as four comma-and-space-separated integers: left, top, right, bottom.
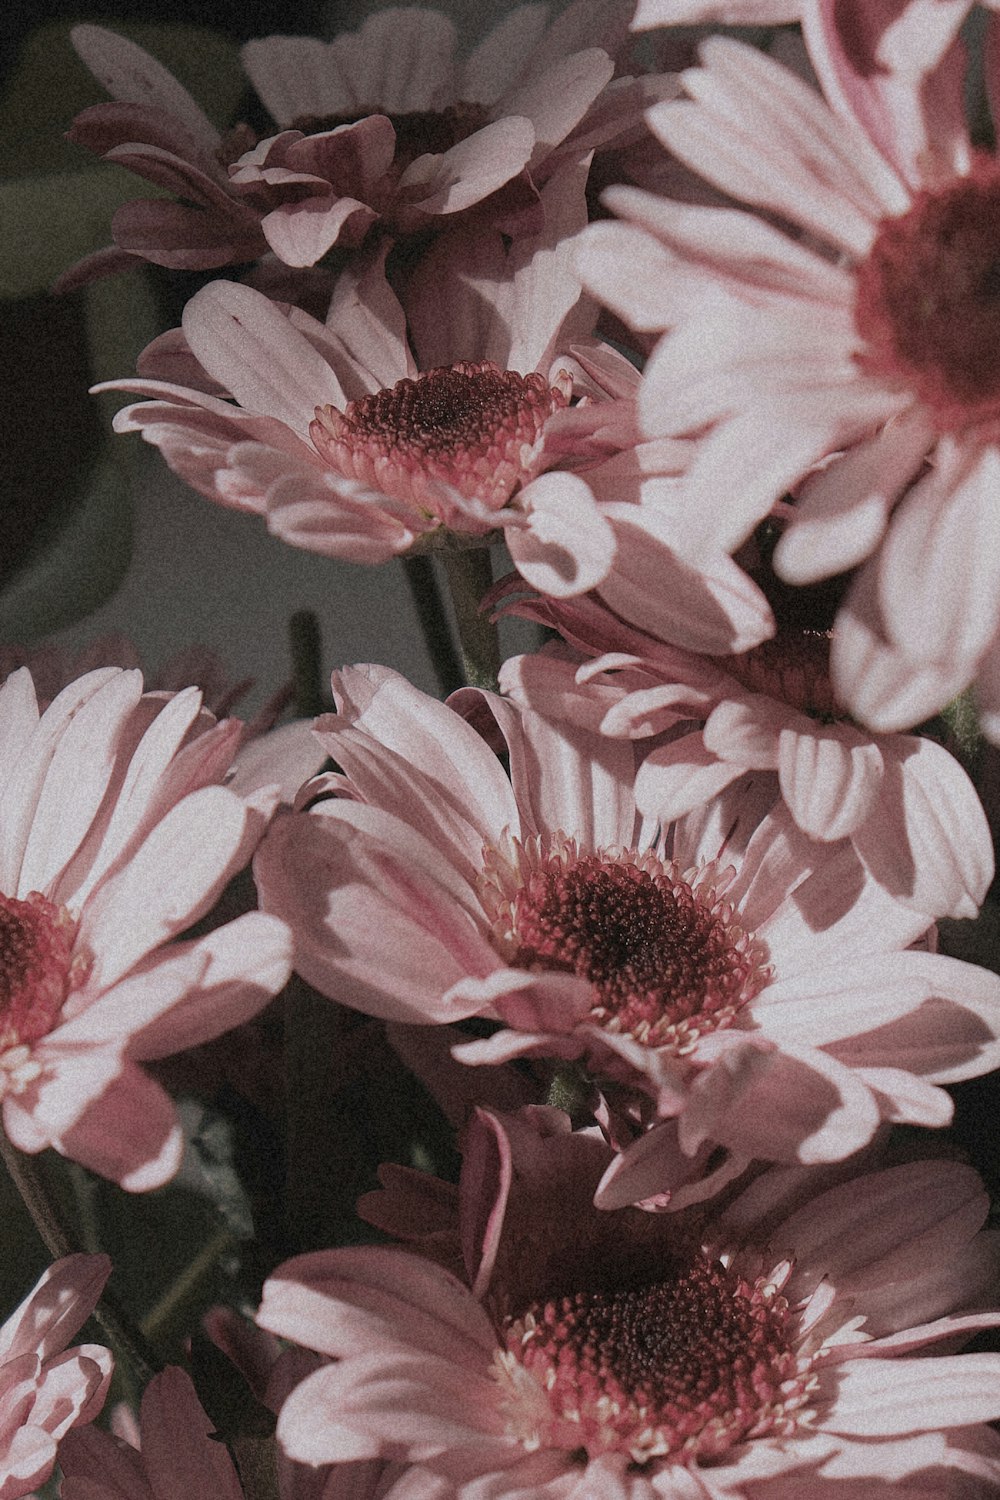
61, 2, 639, 282
0, 667, 292, 1189
575, 8, 1000, 737
254, 663, 1000, 1167
259, 1109, 1000, 1495
96, 175, 625, 593
0, 1254, 112, 1499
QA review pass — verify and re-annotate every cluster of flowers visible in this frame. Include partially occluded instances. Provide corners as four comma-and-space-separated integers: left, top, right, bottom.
4, 0, 1000, 1494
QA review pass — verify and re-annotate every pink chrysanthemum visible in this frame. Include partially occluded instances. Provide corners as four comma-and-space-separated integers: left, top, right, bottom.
254, 663, 1000, 1167
492, 588, 992, 906
259, 1108, 1000, 1497
575, 4, 1000, 738
95, 176, 630, 592
0, 1254, 112, 1499
0, 667, 292, 1189
61, 1, 645, 282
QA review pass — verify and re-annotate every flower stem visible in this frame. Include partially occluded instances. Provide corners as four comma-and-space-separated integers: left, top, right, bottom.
402, 554, 465, 696
439, 548, 501, 692
0, 1136, 159, 1385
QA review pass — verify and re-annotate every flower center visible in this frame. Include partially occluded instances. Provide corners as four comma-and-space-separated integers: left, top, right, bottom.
720, 628, 839, 721
310, 361, 570, 516
291, 103, 490, 175
0, 892, 81, 1052
854, 155, 1000, 429
481, 837, 769, 1050
494, 1249, 803, 1463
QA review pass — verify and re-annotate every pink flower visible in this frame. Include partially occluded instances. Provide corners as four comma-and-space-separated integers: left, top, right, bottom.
493, 592, 992, 911
0, 666, 292, 1190
575, 8, 1000, 737
258, 1107, 1000, 1496
0, 1253, 112, 1499
254, 662, 1000, 1166
96, 175, 626, 591
61, 2, 639, 281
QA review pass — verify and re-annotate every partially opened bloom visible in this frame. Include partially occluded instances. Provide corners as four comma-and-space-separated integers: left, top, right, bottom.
62, 1, 642, 281
259, 1107, 1000, 1496
494, 590, 992, 908
255, 662, 1000, 1166
96, 170, 628, 591
0, 666, 292, 1189
0, 1254, 112, 1499
576, 5, 1000, 737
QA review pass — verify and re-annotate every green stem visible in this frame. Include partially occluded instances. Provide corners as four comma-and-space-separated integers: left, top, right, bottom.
0, 1137, 159, 1386
231, 1435, 280, 1500
402, 554, 464, 696
288, 609, 326, 719
439, 548, 501, 692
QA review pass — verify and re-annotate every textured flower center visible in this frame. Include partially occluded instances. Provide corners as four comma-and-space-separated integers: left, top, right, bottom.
855, 155, 1000, 428
481, 837, 769, 1050
291, 103, 490, 173
495, 1249, 803, 1462
310, 361, 570, 515
720, 628, 839, 721
0, 892, 80, 1052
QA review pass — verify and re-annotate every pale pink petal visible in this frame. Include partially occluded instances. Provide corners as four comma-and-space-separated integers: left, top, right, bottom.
574, 220, 691, 332
396, 119, 535, 218
25, 1349, 113, 1442
634, 0, 801, 20
499, 49, 613, 170
878, 443, 1000, 668
508, 475, 616, 597
597, 511, 775, 654
775, 412, 933, 584
850, 734, 993, 918
53, 1061, 184, 1192
634, 737, 745, 823
241, 37, 354, 125
253, 803, 497, 1022
702, 699, 783, 769
776, 723, 884, 841
460, 1109, 514, 1300
324, 246, 416, 392
461, 6, 551, 104
137, 1367, 244, 1497
822, 1354, 1000, 1434
506, 156, 593, 375
71, 25, 219, 148
275, 1353, 503, 1466
333, 10, 458, 114
682, 1035, 883, 1162
260, 196, 379, 268
7, 670, 143, 900
111, 198, 264, 270
77, 785, 255, 991
831, 563, 968, 731
182, 281, 347, 437
259, 1248, 497, 1365
0, 1256, 111, 1364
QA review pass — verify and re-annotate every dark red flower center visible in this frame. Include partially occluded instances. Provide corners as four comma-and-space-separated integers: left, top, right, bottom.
855, 155, 1000, 429
311, 360, 569, 515
0, 891, 79, 1052
496, 1248, 802, 1461
484, 839, 768, 1050
720, 628, 839, 721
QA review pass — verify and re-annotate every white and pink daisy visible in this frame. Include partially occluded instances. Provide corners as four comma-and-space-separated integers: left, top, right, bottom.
61, 1, 643, 282
258, 1107, 1000, 1497
0, 1254, 112, 1499
95, 170, 628, 592
254, 662, 1000, 1167
0, 666, 292, 1190
493, 590, 992, 912
576, 2, 1000, 737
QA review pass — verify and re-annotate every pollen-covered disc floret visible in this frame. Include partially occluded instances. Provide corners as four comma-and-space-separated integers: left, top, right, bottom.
721, 628, 840, 722
855, 155, 1000, 430
481, 835, 770, 1050
0, 891, 85, 1054
493, 1245, 807, 1463
309, 360, 571, 516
